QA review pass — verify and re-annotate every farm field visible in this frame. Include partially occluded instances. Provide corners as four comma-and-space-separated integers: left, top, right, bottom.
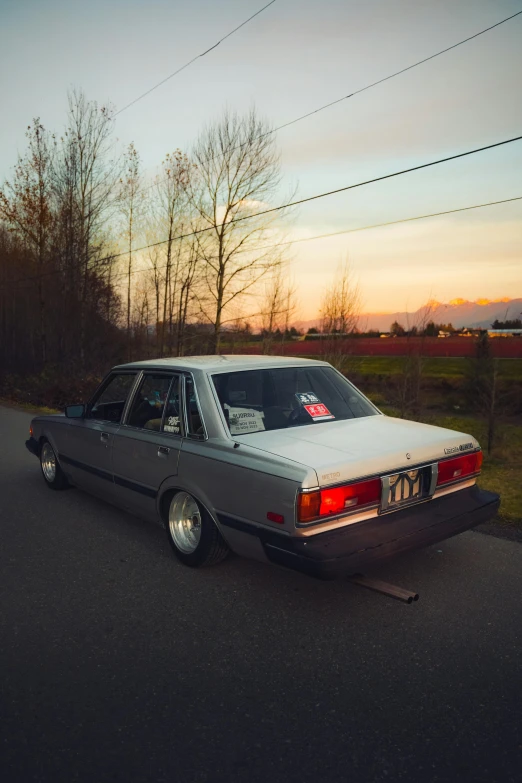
221, 337, 522, 359
331, 356, 522, 380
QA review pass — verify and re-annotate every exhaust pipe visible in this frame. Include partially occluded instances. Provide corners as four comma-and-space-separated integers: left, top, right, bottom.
347, 574, 419, 604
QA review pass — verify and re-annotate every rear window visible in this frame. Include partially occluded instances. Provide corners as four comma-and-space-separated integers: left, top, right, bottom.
211, 366, 378, 435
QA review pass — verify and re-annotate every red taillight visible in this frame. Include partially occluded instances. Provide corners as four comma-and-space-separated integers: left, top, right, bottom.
297, 478, 381, 523
29, 425, 33, 437
437, 450, 482, 486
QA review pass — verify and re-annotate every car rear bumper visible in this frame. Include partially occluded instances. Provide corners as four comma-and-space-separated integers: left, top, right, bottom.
219, 485, 500, 579
25, 437, 39, 457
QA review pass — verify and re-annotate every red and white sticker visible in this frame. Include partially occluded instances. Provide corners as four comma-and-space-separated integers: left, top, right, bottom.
303, 403, 334, 421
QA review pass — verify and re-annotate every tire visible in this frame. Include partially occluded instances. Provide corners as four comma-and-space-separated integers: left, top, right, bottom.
40, 439, 69, 490
165, 491, 229, 568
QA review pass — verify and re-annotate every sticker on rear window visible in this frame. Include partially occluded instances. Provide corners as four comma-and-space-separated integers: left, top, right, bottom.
304, 403, 334, 421
295, 391, 320, 405
225, 405, 266, 435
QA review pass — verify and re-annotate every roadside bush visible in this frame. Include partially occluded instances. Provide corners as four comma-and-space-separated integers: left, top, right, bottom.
0, 369, 101, 410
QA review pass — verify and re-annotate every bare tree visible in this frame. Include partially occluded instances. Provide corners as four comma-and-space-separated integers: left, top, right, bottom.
319, 258, 361, 373
320, 258, 361, 335
55, 89, 120, 365
0, 119, 54, 364
391, 300, 436, 418
145, 242, 163, 352
152, 150, 192, 356
190, 109, 291, 353
465, 332, 513, 455
261, 264, 298, 354
118, 142, 142, 358
175, 233, 200, 356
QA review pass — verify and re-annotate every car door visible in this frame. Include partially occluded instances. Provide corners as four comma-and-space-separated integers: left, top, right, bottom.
110, 372, 183, 521
63, 371, 139, 501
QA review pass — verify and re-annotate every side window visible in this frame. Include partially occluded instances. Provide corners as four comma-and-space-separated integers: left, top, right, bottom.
185, 375, 205, 439
126, 374, 173, 431
162, 376, 182, 436
88, 374, 137, 424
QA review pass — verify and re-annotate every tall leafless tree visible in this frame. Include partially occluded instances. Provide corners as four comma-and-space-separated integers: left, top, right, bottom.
0, 120, 54, 364
190, 109, 292, 353
320, 257, 361, 335
261, 264, 298, 354
152, 150, 192, 356
319, 258, 361, 373
118, 142, 142, 358
56, 89, 120, 364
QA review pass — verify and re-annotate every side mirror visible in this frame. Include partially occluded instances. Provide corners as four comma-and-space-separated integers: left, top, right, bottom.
65, 404, 86, 419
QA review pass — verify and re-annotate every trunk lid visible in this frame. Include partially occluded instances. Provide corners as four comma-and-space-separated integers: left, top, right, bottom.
235, 415, 479, 486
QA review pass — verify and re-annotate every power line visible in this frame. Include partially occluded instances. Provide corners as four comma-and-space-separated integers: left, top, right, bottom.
5, 194, 521, 290
134, 8, 522, 198
82, 194, 522, 281
114, 0, 278, 116
260, 9, 522, 138
3, 133, 522, 289
116, 133, 521, 270
250, 195, 522, 254
3, 188, 521, 291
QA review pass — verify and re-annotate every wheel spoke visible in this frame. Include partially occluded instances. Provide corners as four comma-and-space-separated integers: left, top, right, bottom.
41, 443, 57, 482
169, 492, 202, 554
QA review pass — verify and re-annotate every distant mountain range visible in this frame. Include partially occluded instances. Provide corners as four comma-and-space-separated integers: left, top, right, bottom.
295, 298, 522, 333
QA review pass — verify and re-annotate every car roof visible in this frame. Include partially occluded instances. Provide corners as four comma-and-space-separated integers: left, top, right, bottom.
114, 355, 329, 373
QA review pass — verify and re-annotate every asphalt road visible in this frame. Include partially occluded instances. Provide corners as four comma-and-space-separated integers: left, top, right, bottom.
1, 405, 521, 783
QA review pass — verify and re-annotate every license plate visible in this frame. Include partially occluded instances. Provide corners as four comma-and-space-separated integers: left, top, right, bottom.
383, 469, 423, 510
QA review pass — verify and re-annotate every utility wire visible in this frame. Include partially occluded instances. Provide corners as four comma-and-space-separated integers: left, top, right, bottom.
250, 195, 522, 254
69, 194, 522, 281
118, 133, 522, 268
3, 134, 522, 289
108, 132, 522, 263
3, 188, 521, 292
134, 8, 522, 197
114, 0, 278, 116
260, 9, 522, 138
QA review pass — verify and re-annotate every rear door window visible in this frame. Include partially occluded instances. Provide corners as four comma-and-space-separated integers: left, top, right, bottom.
162, 376, 182, 436
126, 374, 173, 431
184, 375, 205, 439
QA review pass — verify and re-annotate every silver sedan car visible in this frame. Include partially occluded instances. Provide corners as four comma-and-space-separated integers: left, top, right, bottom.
26, 356, 499, 578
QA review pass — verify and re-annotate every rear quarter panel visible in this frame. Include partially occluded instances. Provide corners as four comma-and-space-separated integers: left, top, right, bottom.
158, 438, 316, 534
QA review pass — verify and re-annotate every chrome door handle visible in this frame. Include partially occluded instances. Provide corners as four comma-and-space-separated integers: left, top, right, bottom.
158, 446, 170, 457
100, 432, 109, 443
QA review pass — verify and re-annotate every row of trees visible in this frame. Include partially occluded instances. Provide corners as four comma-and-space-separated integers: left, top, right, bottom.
389, 320, 456, 337
0, 91, 297, 374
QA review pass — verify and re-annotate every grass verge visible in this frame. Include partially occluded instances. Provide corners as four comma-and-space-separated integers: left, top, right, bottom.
0, 397, 60, 415
302, 356, 522, 380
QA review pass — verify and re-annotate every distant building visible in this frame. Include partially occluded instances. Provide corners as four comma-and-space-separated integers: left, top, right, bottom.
487, 329, 522, 338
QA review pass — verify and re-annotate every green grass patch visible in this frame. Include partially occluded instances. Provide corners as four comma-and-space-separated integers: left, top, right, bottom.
0, 397, 60, 415
302, 356, 522, 380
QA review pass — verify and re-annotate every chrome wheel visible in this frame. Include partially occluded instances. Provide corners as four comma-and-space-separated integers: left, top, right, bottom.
168, 492, 202, 554
41, 442, 57, 483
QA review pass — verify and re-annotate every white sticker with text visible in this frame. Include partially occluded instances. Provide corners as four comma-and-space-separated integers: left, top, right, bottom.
225, 405, 265, 434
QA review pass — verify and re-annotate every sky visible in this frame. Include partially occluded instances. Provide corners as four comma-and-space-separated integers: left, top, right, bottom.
1, 0, 521, 318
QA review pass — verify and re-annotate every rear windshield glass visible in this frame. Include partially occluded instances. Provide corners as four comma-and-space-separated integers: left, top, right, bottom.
211, 366, 378, 435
